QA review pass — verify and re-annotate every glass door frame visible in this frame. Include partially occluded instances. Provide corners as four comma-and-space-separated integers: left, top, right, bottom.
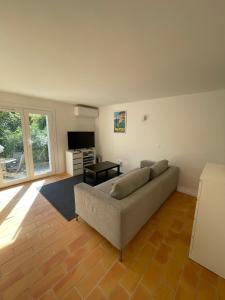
0, 107, 31, 188
0, 106, 56, 188
24, 108, 56, 180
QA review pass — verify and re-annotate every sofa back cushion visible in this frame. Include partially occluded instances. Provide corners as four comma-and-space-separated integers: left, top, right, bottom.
110, 167, 151, 200
140, 160, 155, 168
150, 160, 169, 179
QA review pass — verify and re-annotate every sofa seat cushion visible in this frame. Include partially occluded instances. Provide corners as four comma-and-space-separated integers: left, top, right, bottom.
150, 160, 169, 179
110, 167, 151, 200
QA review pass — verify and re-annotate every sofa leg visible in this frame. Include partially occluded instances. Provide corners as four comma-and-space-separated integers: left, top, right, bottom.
119, 250, 123, 262
75, 215, 79, 221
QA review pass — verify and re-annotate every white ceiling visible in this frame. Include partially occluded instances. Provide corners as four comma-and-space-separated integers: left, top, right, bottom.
0, 0, 225, 107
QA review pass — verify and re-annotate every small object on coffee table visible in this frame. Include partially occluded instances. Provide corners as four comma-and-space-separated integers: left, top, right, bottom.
83, 161, 120, 184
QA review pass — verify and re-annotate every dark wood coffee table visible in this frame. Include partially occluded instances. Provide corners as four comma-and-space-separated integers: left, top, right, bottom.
83, 161, 120, 184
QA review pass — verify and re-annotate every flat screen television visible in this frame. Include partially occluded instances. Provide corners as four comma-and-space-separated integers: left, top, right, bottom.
67, 131, 95, 150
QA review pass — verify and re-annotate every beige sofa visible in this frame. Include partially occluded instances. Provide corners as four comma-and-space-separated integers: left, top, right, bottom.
74, 160, 179, 260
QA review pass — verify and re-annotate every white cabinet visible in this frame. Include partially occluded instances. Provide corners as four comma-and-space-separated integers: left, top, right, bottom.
66, 148, 96, 176
189, 163, 225, 279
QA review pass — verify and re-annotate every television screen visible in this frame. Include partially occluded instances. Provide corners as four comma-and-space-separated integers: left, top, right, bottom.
67, 131, 95, 149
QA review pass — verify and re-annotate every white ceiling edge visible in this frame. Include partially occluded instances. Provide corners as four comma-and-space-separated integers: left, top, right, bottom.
1, 87, 225, 109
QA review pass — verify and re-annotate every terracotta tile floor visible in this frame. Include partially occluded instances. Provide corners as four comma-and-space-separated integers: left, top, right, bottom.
0, 174, 225, 300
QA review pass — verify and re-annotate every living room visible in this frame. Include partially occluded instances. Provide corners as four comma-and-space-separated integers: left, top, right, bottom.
0, 1, 225, 299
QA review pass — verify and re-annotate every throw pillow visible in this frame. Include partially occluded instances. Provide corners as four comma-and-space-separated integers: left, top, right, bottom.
110, 167, 151, 200
150, 160, 169, 179
140, 160, 155, 168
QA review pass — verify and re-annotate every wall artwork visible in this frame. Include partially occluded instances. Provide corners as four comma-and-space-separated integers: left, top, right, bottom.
114, 111, 126, 133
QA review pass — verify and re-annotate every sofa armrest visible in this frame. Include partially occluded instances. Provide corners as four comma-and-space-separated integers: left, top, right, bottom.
74, 183, 122, 249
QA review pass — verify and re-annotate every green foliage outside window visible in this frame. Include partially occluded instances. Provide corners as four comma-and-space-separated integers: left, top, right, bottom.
0, 112, 49, 164
0, 112, 23, 157
29, 114, 49, 164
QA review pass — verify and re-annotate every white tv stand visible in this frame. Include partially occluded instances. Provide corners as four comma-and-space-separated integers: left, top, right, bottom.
66, 148, 96, 176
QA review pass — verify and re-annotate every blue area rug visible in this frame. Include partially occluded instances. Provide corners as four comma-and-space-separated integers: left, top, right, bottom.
39, 172, 119, 221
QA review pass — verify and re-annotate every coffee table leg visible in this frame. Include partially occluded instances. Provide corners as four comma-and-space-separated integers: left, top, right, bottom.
117, 166, 120, 176
95, 172, 98, 185
83, 169, 86, 182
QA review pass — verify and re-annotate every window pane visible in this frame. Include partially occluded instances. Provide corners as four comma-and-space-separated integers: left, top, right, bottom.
29, 113, 51, 175
0, 111, 27, 183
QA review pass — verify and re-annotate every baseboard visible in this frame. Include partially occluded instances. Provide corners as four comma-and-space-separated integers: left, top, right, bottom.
177, 185, 197, 197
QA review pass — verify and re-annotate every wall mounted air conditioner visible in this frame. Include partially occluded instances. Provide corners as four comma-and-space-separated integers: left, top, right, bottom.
74, 105, 98, 118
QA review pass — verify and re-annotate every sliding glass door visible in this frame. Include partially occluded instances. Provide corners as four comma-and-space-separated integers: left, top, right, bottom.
0, 109, 28, 184
27, 111, 53, 176
0, 108, 55, 187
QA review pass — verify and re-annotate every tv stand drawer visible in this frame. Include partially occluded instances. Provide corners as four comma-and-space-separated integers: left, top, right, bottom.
74, 163, 82, 170
73, 158, 82, 164
73, 153, 83, 159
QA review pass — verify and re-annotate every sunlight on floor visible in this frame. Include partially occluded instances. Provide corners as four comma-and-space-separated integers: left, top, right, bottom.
0, 180, 45, 249
0, 185, 23, 213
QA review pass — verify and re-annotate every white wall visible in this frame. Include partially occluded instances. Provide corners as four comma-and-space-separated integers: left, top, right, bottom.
0, 91, 95, 173
97, 90, 225, 196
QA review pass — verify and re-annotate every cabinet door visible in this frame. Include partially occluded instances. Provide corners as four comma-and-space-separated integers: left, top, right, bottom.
190, 180, 225, 278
